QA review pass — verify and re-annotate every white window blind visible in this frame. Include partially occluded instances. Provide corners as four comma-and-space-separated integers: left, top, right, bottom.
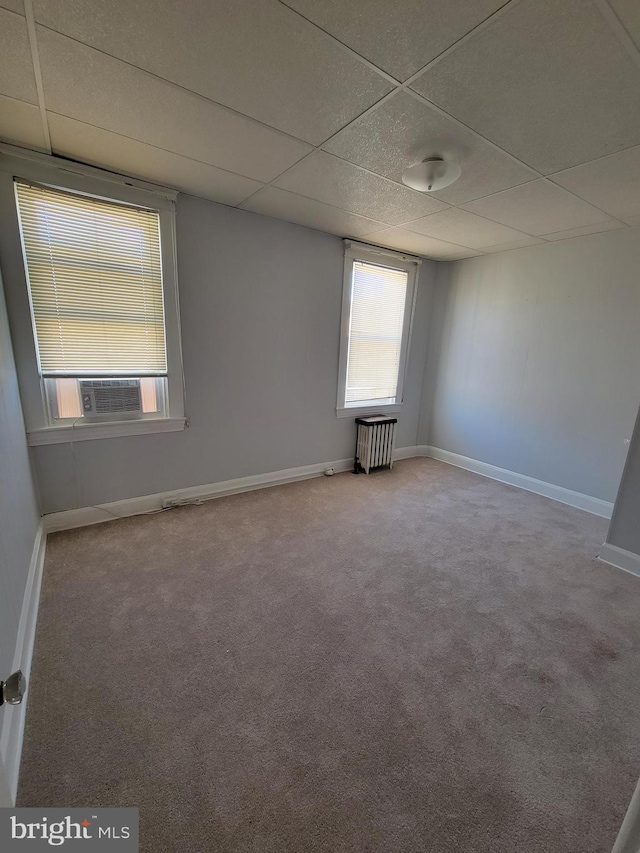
15, 181, 167, 377
345, 260, 408, 405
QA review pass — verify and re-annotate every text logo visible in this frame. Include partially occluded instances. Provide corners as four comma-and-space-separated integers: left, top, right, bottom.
1, 809, 138, 850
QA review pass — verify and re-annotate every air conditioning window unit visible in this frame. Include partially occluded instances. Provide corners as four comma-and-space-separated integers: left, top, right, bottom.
79, 379, 142, 417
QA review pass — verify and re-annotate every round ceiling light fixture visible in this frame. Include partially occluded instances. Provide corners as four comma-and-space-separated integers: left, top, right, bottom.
401, 157, 462, 192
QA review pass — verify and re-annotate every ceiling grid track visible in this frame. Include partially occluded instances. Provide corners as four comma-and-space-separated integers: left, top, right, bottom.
31, 23, 315, 151
31, 0, 543, 201
2, 0, 639, 258
233, 1, 541, 216
22, 0, 51, 153
594, 0, 640, 70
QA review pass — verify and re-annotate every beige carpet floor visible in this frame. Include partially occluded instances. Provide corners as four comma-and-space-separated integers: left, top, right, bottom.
18, 458, 640, 852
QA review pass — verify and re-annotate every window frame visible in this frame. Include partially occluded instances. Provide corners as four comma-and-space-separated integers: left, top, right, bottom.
336, 240, 420, 419
0, 145, 186, 444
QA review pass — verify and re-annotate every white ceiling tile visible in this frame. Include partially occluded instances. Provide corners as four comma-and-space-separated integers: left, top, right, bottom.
549, 146, 640, 225
609, 0, 640, 48
462, 180, 613, 236
36, 29, 312, 183
0, 9, 37, 104
361, 227, 483, 259
240, 186, 386, 238
0, 95, 46, 150
323, 92, 536, 205
32, 0, 393, 145
481, 236, 546, 254
540, 221, 626, 241
411, 0, 640, 173
404, 208, 530, 249
0, 1, 24, 12
47, 113, 263, 206
279, 0, 505, 81
273, 151, 449, 226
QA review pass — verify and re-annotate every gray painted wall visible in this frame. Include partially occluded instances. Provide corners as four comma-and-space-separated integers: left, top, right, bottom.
23, 196, 435, 513
417, 262, 449, 451
0, 270, 40, 680
6, 187, 637, 517
607, 405, 640, 556
418, 228, 640, 503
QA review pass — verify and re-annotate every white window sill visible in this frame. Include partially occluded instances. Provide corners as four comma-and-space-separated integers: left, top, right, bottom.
27, 417, 186, 446
336, 404, 402, 419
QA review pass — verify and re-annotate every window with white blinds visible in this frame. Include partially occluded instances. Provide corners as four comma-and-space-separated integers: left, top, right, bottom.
337, 244, 418, 416
345, 260, 409, 405
15, 181, 167, 377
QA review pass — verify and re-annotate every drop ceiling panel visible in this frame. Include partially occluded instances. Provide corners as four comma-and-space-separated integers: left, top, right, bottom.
273, 151, 449, 225
47, 114, 263, 206
549, 146, 640, 225
0, 95, 46, 150
279, 0, 506, 81
323, 92, 536, 205
0, 9, 38, 104
405, 208, 531, 249
540, 221, 625, 241
240, 186, 386, 238
412, 0, 640, 174
462, 181, 614, 236
609, 0, 640, 48
32, 0, 393, 145
362, 227, 483, 259
36, 29, 312, 183
481, 236, 545, 253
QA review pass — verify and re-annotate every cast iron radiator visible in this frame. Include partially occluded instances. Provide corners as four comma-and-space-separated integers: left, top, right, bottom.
354, 415, 397, 474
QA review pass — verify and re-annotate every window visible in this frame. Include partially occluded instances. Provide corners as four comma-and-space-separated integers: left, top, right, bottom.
0, 150, 185, 444
337, 242, 419, 417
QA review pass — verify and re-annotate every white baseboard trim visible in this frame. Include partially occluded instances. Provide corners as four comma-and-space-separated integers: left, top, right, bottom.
0, 524, 46, 804
393, 445, 422, 461
42, 448, 416, 533
598, 543, 640, 579
42, 458, 350, 532
425, 446, 614, 519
